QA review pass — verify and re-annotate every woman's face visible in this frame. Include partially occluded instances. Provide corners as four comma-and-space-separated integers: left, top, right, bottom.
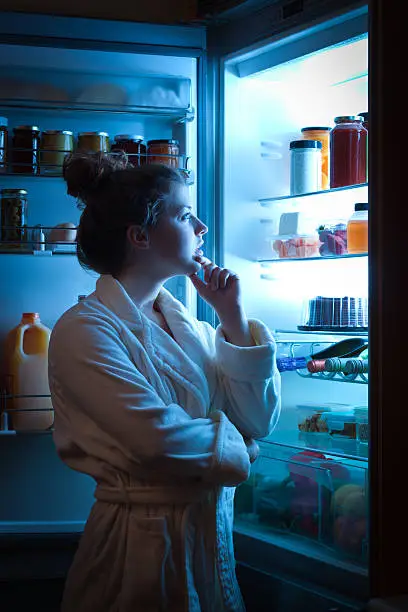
147, 184, 208, 278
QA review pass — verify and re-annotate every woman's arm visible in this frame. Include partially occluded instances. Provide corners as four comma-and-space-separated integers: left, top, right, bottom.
49, 314, 251, 487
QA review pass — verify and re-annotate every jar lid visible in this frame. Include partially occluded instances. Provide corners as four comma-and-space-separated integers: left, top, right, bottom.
334, 116, 364, 124
114, 134, 144, 142
14, 125, 40, 132
358, 112, 368, 120
355, 202, 368, 211
290, 140, 322, 149
1, 188, 28, 195
301, 126, 331, 132
43, 130, 73, 135
147, 139, 179, 146
0, 117, 8, 127
79, 132, 109, 137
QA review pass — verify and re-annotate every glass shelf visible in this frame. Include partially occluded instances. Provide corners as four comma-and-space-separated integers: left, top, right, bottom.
259, 183, 368, 206
275, 328, 368, 338
259, 253, 367, 264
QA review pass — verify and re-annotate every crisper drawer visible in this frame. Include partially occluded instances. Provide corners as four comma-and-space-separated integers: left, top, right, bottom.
234, 442, 368, 567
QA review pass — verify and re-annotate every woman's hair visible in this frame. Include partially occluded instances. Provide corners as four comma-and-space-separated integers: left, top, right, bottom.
63, 151, 186, 276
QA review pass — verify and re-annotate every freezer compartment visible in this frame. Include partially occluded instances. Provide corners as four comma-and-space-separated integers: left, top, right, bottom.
234, 442, 368, 566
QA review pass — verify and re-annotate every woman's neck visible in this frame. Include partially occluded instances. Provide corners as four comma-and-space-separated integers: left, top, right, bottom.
115, 270, 164, 315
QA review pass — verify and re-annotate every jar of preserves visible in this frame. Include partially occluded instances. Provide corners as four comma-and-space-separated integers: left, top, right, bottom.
0, 188, 28, 249
289, 140, 322, 195
40, 130, 74, 175
147, 139, 180, 167
12, 126, 40, 174
347, 203, 368, 254
301, 127, 331, 190
358, 112, 369, 181
77, 132, 109, 153
0, 117, 8, 174
330, 116, 367, 188
111, 134, 146, 166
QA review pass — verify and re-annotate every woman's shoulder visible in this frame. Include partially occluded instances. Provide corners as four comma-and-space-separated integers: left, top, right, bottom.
51, 294, 124, 342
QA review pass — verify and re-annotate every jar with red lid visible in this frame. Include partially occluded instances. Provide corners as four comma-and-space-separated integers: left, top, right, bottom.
330, 116, 367, 188
0, 117, 7, 174
111, 135, 146, 166
147, 139, 180, 168
12, 125, 40, 174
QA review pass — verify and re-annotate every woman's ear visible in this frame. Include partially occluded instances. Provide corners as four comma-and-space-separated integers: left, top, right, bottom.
126, 225, 150, 250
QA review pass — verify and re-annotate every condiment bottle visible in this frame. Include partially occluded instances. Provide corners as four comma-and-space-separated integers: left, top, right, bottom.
330, 116, 367, 188
289, 140, 322, 195
347, 203, 368, 254
301, 127, 331, 190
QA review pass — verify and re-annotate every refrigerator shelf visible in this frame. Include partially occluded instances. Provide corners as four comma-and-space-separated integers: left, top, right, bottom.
0, 100, 194, 121
259, 253, 368, 264
0, 392, 54, 435
275, 329, 368, 338
259, 183, 368, 206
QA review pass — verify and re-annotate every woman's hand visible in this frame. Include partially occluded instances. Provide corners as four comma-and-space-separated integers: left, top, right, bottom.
189, 256, 255, 347
244, 437, 260, 464
189, 255, 242, 319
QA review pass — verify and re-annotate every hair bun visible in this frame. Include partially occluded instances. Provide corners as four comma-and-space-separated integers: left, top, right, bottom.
63, 151, 129, 202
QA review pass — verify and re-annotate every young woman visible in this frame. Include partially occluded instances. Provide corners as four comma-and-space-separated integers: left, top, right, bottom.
48, 151, 281, 612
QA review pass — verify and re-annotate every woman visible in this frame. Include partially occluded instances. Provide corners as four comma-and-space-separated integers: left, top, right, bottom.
48, 151, 281, 612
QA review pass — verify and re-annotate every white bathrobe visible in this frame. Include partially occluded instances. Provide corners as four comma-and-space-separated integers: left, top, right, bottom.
48, 275, 281, 612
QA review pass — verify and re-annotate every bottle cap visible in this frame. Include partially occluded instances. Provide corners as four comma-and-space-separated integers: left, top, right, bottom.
355, 203, 368, 211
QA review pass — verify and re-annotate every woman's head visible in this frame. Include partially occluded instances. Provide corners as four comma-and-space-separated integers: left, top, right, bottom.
63, 152, 207, 278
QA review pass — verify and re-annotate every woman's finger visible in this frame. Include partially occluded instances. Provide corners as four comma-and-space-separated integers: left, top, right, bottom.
218, 268, 230, 289
210, 266, 222, 291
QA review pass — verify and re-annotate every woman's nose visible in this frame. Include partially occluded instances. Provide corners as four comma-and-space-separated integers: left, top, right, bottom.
195, 218, 208, 235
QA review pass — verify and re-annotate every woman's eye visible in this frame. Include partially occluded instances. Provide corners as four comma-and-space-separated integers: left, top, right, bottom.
181, 213, 192, 221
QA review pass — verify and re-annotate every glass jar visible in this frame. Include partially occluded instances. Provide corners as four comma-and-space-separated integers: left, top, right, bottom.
77, 132, 109, 153
301, 127, 331, 190
290, 140, 322, 195
358, 112, 368, 131
347, 203, 368, 254
147, 139, 180, 167
12, 126, 40, 174
111, 135, 146, 166
40, 130, 74, 175
0, 188, 28, 248
0, 117, 8, 174
330, 116, 367, 188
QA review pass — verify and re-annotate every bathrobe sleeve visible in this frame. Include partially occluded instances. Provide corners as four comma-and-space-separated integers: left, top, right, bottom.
49, 314, 251, 487
201, 319, 281, 440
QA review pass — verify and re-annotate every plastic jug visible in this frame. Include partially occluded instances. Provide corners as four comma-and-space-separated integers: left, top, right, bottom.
2, 312, 53, 431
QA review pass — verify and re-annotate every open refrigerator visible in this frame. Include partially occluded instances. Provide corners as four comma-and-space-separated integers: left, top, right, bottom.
0, 2, 406, 610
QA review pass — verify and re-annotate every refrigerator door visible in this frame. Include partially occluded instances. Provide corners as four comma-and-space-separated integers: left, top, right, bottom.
0, 12, 205, 547
206, 2, 376, 609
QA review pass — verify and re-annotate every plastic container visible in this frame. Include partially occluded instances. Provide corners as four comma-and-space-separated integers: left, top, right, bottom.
320, 410, 357, 439
317, 222, 348, 256
301, 127, 331, 190
300, 296, 368, 331
290, 140, 322, 195
2, 312, 53, 431
0, 116, 7, 173
347, 203, 368, 254
330, 116, 367, 188
272, 234, 320, 259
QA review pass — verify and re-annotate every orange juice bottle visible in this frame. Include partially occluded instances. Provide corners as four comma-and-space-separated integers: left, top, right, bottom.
3, 312, 53, 431
347, 203, 368, 254
301, 127, 331, 190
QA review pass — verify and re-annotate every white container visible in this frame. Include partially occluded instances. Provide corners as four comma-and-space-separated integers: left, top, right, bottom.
290, 140, 322, 196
